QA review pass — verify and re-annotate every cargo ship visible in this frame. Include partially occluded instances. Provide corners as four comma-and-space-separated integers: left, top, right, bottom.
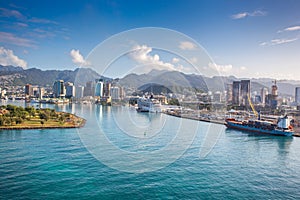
225, 114, 294, 136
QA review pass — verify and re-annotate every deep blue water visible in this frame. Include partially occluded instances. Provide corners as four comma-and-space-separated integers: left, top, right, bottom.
1, 101, 300, 199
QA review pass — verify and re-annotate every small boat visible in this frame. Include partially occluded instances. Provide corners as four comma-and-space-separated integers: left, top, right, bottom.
225, 114, 294, 136
30, 99, 40, 103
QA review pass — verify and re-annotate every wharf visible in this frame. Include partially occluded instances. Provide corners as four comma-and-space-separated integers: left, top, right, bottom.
293, 127, 300, 137
163, 112, 225, 125
164, 111, 300, 137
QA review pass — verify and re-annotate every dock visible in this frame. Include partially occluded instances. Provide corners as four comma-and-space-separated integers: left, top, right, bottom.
163, 111, 225, 125
164, 111, 300, 137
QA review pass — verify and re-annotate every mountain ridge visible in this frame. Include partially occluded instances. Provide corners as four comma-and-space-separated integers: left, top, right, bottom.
0, 65, 299, 96
0, 65, 103, 87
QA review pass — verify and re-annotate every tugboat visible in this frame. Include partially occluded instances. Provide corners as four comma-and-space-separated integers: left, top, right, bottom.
225, 113, 294, 136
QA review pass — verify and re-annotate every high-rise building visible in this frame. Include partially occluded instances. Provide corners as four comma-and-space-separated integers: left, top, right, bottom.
103, 82, 111, 97
1, 89, 6, 98
231, 80, 251, 106
32, 86, 39, 97
271, 80, 278, 96
232, 81, 241, 105
270, 80, 278, 109
226, 84, 233, 104
295, 87, 300, 104
213, 91, 222, 103
84, 81, 95, 96
95, 80, 104, 97
38, 87, 45, 99
53, 80, 66, 98
25, 84, 33, 96
75, 86, 84, 99
65, 82, 75, 98
261, 87, 268, 106
119, 86, 125, 99
240, 80, 250, 106
110, 86, 120, 100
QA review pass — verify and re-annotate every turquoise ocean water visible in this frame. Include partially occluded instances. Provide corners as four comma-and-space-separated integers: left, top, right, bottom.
1, 101, 300, 199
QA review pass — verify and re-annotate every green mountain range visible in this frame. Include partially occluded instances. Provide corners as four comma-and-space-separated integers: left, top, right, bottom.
1, 65, 299, 96
0, 65, 103, 87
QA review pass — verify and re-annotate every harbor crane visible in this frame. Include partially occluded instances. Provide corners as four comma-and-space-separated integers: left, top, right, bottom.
247, 93, 258, 118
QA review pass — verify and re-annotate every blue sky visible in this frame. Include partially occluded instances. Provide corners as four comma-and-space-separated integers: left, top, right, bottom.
0, 0, 300, 79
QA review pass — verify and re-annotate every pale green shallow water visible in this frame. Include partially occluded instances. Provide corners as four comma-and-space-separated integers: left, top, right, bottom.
1, 101, 300, 199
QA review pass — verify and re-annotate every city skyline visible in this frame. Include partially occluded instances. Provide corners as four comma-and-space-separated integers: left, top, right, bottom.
0, 0, 300, 80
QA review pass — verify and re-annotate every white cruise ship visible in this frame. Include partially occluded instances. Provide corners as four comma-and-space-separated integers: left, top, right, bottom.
136, 96, 162, 113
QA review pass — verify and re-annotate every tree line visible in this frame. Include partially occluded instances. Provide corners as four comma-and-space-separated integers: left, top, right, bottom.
0, 105, 70, 126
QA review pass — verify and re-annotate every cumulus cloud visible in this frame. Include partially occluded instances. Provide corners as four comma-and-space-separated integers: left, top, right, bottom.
0, 46, 27, 68
209, 63, 233, 73
179, 41, 197, 50
129, 45, 176, 71
70, 49, 90, 66
231, 10, 266, 19
260, 38, 298, 46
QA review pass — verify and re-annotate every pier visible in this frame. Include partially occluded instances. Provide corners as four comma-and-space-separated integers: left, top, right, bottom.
163, 111, 300, 137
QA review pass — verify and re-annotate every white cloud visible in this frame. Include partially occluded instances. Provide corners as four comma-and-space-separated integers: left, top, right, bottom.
70, 49, 90, 66
30, 28, 56, 38
259, 42, 267, 46
285, 26, 300, 31
28, 17, 58, 24
129, 45, 176, 72
209, 63, 233, 73
240, 66, 247, 70
231, 12, 248, 19
261, 38, 298, 46
172, 57, 180, 63
231, 10, 266, 19
271, 38, 298, 45
0, 32, 35, 47
190, 57, 198, 64
0, 8, 57, 24
179, 41, 197, 50
0, 46, 27, 68
15, 22, 28, 27
0, 8, 24, 19
279, 26, 300, 32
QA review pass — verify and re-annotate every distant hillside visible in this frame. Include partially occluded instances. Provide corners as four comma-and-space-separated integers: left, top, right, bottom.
120, 70, 208, 93
0, 65, 24, 74
0, 65, 105, 86
138, 83, 173, 94
119, 69, 299, 96
252, 79, 300, 96
1, 65, 298, 96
